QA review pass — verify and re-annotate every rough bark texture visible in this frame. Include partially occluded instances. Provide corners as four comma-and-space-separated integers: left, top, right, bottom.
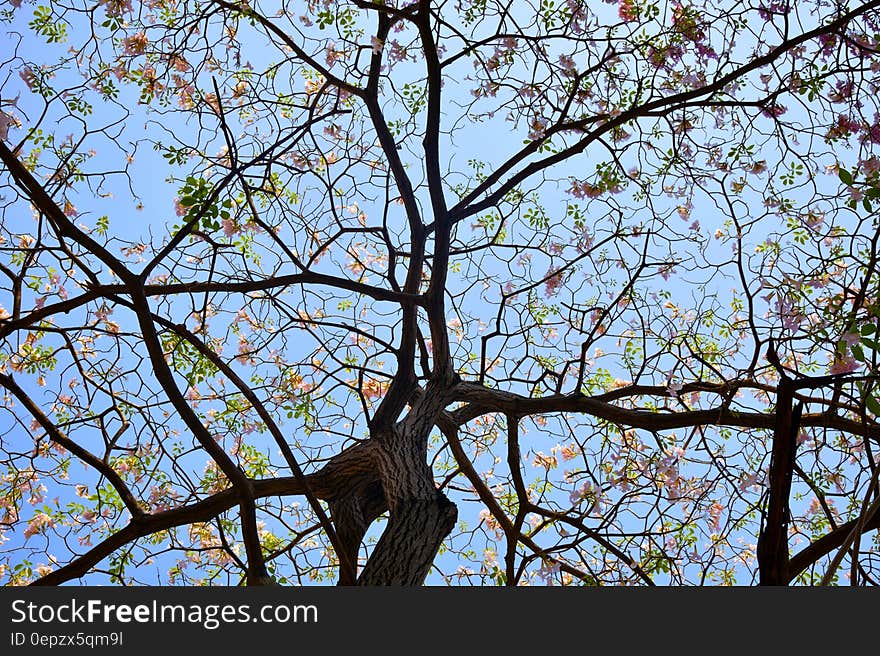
329, 482, 387, 586
357, 494, 458, 586
349, 378, 460, 585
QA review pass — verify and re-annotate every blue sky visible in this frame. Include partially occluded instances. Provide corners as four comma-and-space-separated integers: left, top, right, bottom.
1, 0, 877, 586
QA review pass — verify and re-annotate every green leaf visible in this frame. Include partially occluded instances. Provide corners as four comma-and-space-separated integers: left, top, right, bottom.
861, 323, 877, 336
838, 168, 853, 185
866, 394, 880, 417
851, 343, 865, 362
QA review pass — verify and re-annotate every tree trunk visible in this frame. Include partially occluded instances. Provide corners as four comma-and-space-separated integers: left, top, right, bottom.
330, 481, 386, 585
357, 494, 457, 585
356, 384, 459, 585
757, 377, 802, 585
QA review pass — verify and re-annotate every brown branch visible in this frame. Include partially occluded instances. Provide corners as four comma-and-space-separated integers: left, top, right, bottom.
148, 311, 359, 585
442, 420, 600, 586
452, 382, 880, 441
95, 274, 422, 306
30, 442, 377, 585
757, 376, 800, 586
789, 509, 880, 583
0, 371, 145, 519
0, 141, 132, 282
448, 0, 880, 223
0, 289, 104, 339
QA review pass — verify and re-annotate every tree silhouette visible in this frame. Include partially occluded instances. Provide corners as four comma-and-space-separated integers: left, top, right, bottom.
2, 0, 880, 585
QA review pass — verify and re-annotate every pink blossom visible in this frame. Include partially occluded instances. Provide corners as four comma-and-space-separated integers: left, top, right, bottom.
804, 211, 825, 231
362, 378, 387, 400
0, 110, 20, 140
826, 115, 860, 140
62, 200, 78, 217
528, 116, 548, 140
236, 335, 254, 364
806, 497, 824, 517
708, 501, 724, 532
544, 269, 563, 297
861, 115, 880, 145
325, 42, 342, 67
758, 1, 790, 20
23, 512, 54, 539
122, 32, 149, 56
829, 80, 854, 103
370, 37, 384, 55
387, 40, 410, 65
618, 0, 638, 21
738, 471, 761, 492
173, 197, 187, 217
842, 332, 861, 347
19, 67, 38, 91
536, 559, 560, 584
830, 354, 858, 375
761, 103, 787, 118
532, 451, 558, 470
99, 0, 133, 17
568, 180, 602, 199
222, 218, 239, 237
818, 33, 837, 58
111, 62, 128, 81
774, 294, 803, 332
168, 54, 190, 72
861, 156, 880, 176
204, 93, 221, 115
558, 54, 577, 75
570, 481, 595, 505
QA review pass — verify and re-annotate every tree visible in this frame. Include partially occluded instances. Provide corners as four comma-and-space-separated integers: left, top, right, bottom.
2, 0, 880, 587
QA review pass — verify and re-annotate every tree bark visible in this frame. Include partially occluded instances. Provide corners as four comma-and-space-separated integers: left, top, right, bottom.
356, 380, 459, 585
357, 494, 457, 585
330, 482, 386, 585
757, 376, 802, 585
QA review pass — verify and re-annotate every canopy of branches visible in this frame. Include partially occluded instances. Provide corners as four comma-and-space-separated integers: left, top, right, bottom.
2, 0, 880, 586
